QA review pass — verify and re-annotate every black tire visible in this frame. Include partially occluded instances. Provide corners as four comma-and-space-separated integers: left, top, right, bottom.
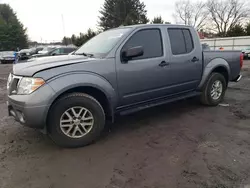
200, 73, 227, 106
48, 93, 105, 148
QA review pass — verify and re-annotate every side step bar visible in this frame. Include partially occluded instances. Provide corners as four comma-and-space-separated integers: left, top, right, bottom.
118, 92, 200, 116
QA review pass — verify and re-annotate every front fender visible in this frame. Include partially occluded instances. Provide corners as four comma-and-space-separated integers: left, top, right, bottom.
198, 58, 230, 89
46, 72, 117, 108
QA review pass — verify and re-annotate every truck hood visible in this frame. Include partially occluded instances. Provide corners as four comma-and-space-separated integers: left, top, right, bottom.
13, 55, 93, 76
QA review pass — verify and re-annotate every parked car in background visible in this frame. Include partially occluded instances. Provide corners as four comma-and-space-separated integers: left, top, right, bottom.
38, 47, 56, 54
242, 47, 250, 59
18, 47, 46, 61
0, 51, 15, 64
18, 49, 32, 60
32, 46, 77, 58
33, 47, 44, 54
7, 24, 243, 148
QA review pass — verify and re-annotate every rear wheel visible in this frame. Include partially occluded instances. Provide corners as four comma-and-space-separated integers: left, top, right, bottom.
48, 93, 105, 148
200, 73, 227, 106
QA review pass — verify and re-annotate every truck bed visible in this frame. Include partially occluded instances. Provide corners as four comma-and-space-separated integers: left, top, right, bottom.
203, 50, 242, 81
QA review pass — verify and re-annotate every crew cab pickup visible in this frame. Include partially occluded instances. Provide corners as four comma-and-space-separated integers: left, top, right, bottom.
7, 24, 243, 148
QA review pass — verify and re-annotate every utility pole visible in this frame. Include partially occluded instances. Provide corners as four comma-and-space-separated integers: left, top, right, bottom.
61, 14, 66, 46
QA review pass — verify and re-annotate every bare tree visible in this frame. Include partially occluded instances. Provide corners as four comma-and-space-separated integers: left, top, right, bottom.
207, 0, 250, 36
174, 0, 208, 30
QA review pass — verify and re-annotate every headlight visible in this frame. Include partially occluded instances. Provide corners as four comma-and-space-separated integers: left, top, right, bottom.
17, 77, 45, 95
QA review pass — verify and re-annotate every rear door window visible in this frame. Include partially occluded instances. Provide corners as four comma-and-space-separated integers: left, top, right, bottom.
182, 29, 194, 53
168, 29, 186, 55
168, 28, 194, 55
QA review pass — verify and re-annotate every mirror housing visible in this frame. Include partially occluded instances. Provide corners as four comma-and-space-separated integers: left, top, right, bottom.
122, 46, 143, 62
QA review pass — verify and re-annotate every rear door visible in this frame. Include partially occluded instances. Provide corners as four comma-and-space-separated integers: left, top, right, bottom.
166, 27, 203, 93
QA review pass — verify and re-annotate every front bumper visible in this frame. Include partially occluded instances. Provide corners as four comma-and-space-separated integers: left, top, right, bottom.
8, 99, 49, 128
7, 84, 55, 129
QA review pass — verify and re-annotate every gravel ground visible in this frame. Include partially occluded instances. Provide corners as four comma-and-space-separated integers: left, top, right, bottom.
0, 61, 250, 188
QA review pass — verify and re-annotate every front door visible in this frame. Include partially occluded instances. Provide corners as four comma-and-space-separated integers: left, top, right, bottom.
116, 28, 172, 106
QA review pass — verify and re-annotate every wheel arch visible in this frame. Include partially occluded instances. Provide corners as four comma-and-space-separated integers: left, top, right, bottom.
50, 85, 113, 116
211, 66, 229, 84
198, 58, 230, 90
44, 73, 117, 131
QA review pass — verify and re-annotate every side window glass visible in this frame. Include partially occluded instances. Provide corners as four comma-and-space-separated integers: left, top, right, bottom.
168, 28, 186, 55
65, 48, 74, 53
122, 29, 163, 60
182, 29, 194, 53
59, 48, 64, 54
168, 28, 194, 55
64, 48, 70, 53
52, 49, 60, 54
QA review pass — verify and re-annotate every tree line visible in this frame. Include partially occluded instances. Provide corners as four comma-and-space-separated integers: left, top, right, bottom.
62, 0, 171, 46
174, 0, 250, 37
63, 0, 250, 47
0, 0, 250, 51
0, 4, 28, 51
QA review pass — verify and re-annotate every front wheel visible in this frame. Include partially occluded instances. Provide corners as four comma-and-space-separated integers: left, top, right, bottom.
200, 73, 227, 106
48, 93, 105, 148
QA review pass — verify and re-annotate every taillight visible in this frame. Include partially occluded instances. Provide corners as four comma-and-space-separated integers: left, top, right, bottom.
240, 53, 243, 69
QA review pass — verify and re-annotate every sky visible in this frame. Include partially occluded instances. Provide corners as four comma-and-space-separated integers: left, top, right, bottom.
0, 0, 190, 42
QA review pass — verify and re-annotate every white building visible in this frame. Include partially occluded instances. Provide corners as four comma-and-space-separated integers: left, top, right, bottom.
201, 36, 250, 50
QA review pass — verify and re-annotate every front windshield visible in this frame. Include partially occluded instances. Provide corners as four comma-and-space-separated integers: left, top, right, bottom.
75, 28, 131, 57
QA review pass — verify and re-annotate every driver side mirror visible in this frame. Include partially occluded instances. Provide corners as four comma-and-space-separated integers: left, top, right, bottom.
122, 46, 144, 62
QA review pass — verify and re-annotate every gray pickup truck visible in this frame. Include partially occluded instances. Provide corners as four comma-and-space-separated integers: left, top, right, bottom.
7, 24, 243, 148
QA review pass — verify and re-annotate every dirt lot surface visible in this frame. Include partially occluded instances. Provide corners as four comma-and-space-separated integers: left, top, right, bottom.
0, 61, 250, 188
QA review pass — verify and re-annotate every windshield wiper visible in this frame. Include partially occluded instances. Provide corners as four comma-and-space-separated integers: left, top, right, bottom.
74, 52, 94, 57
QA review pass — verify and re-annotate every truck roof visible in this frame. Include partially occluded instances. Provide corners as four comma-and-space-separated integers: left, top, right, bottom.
117, 24, 193, 29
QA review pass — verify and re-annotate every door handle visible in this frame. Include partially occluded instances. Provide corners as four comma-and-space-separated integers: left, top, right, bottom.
159, 61, 169, 67
191, 57, 199, 62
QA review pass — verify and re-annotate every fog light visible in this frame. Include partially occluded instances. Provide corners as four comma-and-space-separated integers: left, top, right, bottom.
10, 109, 16, 117
19, 113, 25, 124
16, 111, 25, 124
